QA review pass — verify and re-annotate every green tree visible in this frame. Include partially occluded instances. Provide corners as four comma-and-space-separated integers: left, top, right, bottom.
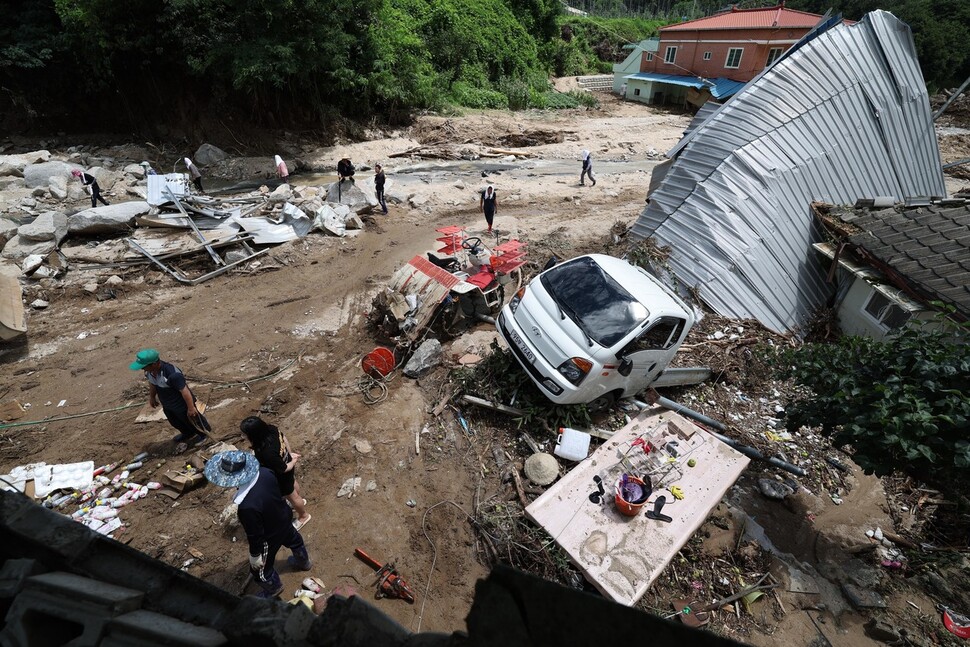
771, 314, 970, 484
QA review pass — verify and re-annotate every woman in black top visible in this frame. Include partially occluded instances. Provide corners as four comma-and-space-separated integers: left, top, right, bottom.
240, 416, 311, 529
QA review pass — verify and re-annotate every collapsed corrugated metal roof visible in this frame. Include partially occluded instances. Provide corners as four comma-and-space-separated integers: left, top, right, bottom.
623, 73, 747, 100
630, 10, 946, 334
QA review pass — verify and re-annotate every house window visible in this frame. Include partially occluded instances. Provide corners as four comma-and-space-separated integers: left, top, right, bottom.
725, 48, 743, 69
766, 47, 783, 65
703, 52, 712, 60
634, 88, 641, 96
646, 53, 653, 61
664, 46, 677, 64
863, 290, 911, 331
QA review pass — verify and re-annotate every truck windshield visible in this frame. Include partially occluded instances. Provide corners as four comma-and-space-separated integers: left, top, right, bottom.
540, 257, 648, 348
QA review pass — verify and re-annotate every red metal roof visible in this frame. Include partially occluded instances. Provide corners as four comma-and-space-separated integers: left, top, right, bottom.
661, 4, 823, 31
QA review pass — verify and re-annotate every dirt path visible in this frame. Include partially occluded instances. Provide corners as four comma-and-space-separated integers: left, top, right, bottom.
2, 92, 969, 639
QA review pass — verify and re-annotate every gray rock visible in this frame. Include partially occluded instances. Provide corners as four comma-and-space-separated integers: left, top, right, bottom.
403, 338, 442, 377
31, 186, 47, 197
49, 175, 68, 200
87, 167, 119, 191
524, 453, 559, 486
1, 235, 55, 261
194, 143, 228, 166
83, 282, 99, 293
0, 150, 51, 176
22, 254, 44, 274
758, 478, 794, 500
864, 619, 900, 643
0, 218, 18, 247
67, 201, 151, 235
366, 480, 377, 492
105, 275, 123, 286
23, 161, 83, 189
841, 582, 887, 609
30, 299, 49, 309
124, 163, 145, 179
269, 183, 292, 202
18, 211, 67, 244
324, 181, 378, 214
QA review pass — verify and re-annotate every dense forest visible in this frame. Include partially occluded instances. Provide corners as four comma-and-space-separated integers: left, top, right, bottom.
0, 0, 966, 136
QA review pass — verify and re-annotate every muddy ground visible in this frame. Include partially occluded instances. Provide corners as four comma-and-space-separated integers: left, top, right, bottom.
1, 91, 969, 644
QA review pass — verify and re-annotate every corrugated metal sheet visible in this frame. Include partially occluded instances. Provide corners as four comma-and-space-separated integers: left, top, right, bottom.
661, 6, 822, 31
630, 10, 946, 334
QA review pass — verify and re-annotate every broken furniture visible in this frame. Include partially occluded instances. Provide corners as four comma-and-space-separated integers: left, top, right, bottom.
526, 406, 749, 606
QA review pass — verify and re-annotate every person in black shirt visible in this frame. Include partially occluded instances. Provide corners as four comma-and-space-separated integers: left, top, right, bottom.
374, 164, 388, 214
240, 416, 310, 530
129, 348, 210, 447
71, 169, 109, 208
480, 184, 498, 234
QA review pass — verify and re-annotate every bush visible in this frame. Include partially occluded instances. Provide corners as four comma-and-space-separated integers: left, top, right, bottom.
770, 311, 970, 484
448, 81, 508, 110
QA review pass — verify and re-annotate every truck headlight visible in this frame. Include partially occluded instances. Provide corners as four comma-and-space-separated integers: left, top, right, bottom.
509, 287, 526, 313
557, 358, 593, 385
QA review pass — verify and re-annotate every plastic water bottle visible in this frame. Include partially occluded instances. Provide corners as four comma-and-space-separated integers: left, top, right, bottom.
145, 482, 162, 490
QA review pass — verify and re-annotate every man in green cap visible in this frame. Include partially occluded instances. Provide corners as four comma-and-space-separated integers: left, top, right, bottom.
130, 349, 210, 447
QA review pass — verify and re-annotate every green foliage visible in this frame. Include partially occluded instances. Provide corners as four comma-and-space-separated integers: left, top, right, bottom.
455, 340, 592, 432
769, 313, 970, 483
545, 15, 664, 76
786, 0, 970, 89
449, 81, 509, 110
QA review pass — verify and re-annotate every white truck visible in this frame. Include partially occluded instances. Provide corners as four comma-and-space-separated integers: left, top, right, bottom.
496, 254, 696, 410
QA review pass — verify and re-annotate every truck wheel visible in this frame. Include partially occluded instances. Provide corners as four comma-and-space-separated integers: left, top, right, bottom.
587, 391, 618, 413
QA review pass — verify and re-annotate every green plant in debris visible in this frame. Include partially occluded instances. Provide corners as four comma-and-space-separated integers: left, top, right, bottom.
768, 309, 970, 484
454, 340, 592, 433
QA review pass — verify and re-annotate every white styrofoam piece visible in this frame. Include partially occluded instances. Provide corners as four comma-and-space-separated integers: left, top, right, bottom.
32, 461, 95, 498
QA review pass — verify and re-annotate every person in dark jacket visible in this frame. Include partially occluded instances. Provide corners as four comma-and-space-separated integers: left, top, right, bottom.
129, 348, 210, 447
374, 164, 388, 214
71, 169, 109, 208
205, 451, 312, 599
240, 416, 310, 530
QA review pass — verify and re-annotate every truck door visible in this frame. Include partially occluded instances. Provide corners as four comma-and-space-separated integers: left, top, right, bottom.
618, 317, 687, 392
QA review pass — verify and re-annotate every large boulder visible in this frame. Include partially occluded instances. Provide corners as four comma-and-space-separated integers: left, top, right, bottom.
0, 150, 51, 177
23, 161, 83, 189
324, 181, 378, 214
194, 143, 228, 166
0, 218, 18, 247
18, 211, 68, 244
87, 166, 120, 191
49, 175, 68, 200
124, 163, 146, 179
67, 201, 151, 235
2, 235, 56, 260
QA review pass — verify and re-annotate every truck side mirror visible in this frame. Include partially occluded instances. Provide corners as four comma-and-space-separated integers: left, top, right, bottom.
618, 357, 633, 377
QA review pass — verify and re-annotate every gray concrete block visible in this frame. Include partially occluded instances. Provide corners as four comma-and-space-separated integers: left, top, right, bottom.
0, 571, 143, 646
0, 559, 46, 599
78, 540, 239, 628
0, 492, 96, 563
102, 609, 227, 646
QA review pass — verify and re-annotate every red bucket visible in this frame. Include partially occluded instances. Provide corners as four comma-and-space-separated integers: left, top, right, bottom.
362, 347, 396, 379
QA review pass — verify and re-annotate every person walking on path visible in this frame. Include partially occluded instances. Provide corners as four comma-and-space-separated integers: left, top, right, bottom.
240, 416, 311, 530
274, 155, 289, 184
580, 150, 596, 187
205, 451, 312, 599
129, 349, 210, 448
479, 184, 498, 234
183, 157, 204, 193
374, 164, 388, 214
71, 169, 109, 208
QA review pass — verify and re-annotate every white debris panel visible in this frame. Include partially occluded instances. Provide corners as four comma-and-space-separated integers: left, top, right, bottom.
630, 10, 946, 334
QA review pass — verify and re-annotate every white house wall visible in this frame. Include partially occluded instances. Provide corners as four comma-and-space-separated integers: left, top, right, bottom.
629, 10, 946, 334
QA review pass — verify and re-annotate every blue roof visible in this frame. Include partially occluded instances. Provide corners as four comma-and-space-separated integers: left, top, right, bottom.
623, 73, 747, 100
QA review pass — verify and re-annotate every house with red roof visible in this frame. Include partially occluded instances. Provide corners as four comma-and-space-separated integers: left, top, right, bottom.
622, 2, 825, 107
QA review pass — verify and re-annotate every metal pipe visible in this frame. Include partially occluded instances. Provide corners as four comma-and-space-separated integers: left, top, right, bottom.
631, 392, 807, 478
933, 75, 970, 121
